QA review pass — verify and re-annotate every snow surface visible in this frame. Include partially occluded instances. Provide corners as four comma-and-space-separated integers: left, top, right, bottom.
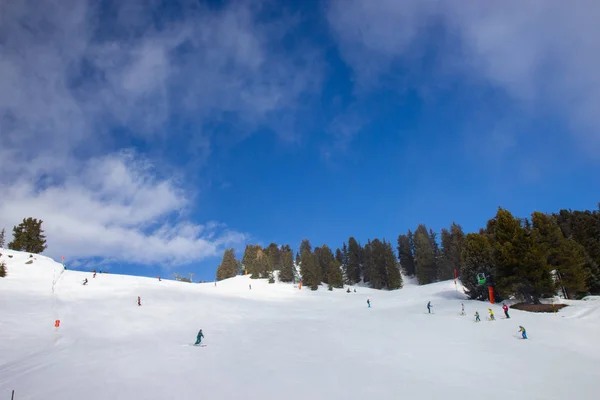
1, 249, 599, 399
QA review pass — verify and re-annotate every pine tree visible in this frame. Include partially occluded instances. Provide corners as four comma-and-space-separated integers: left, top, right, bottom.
439, 223, 465, 281
397, 233, 415, 276
328, 259, 344, 288
279, 245, 295, 282
0, 228, 5, 248
384, 240, 403, 289
300, 249, 319, 290
346, 237, 362, 284
362, 240, 374, 284
460, 233, 494, 300
265, 243, 281, 272
255, 248, 271, 278
316, 245, 334, 284
413, 224, 436, 285
369, 239, 386, 289
0, 261, 6, 278
242, 245, 261, 279
8, 218, 47, 253
216, 249, 238, 281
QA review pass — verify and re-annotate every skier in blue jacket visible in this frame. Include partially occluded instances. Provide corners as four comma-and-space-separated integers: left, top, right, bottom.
195, 329, 204, 345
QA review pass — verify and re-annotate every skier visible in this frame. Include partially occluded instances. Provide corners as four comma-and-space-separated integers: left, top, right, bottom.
461, 303, 465, 315
158, 276, 161, 281
195, 329, 204, 345
367, 298, 371, 308
488, 308, 495, 321
354, 289, 356, 293
518, 326, 527, 339
93, 272, 96, 278
427, 301, 432, 314
249, 284, 252, 290
475, 311, 480, 322
502, 303, 510, 318
137, 296, 141, 306
82, 278, 88, 286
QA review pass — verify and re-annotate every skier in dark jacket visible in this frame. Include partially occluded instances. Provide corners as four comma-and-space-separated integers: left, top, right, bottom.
195, 329, 204, 345
427, 301, 432, 314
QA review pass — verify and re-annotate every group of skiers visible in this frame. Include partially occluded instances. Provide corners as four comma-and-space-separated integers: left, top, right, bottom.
427, 300, 527, 339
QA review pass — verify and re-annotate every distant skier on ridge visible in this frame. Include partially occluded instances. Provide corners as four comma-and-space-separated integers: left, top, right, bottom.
367, 298, 371, 308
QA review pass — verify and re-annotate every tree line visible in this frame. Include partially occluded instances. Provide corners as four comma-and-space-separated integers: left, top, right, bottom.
216, 204, 600, 302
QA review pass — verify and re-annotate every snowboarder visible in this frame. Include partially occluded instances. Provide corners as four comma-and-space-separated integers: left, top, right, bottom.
367, 298, 371, 308
137, 296, 141, 306
346, 288, 351, 293
427, 301, 432, 314
82, 278, 88, 286
195, 329, 204, 345
461, 303, 465, 315
475, 311, 480, 322
502, 303, 510, 319
518, 326, 527, 339
488, 308, 495, 321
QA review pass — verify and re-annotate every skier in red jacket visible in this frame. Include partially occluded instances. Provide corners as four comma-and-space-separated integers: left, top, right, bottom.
502, 303, 510, 319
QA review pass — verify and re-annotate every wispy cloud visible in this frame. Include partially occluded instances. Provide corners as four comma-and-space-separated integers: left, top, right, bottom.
0, 0, 321, 266
0, 152, 246, 266
327, 0, 600, 155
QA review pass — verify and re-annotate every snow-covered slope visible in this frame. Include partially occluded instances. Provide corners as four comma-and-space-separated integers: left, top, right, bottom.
1, 249, 599, 400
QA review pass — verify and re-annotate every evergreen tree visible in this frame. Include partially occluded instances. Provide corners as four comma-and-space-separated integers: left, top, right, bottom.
335, 248, 344, 265
279, 245, 295, 282
487, 208, 553, 303
300, 239, 312, 255
242, 245, 261, 279
460, 233, 494, 300
346, 237, 362, 284
316, 245, 334, 284
328, 259, 344, 288
0, 261, 6, 278
216, 249, 238, 281
384, 240, 403, 289
265, 243, 281, 273
300, 249, 319, 290
439, 223, 465, 281
362, 240, 374, 284
0, 228, 5, 248
413, 224, 436, 285
255, 248, 271, 278
369, 239, 386, 289
8, 218, 47, 253
397, 233, 415, 276
531, 212, 588, 299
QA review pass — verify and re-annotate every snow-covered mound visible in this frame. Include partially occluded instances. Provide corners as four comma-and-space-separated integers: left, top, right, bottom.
1, 249, 599, 399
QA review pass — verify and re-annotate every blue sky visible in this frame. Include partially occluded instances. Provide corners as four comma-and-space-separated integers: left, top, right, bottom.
1, 0, 599, 282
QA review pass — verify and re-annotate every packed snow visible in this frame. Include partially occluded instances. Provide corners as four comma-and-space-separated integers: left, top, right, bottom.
1, 249, 599, 399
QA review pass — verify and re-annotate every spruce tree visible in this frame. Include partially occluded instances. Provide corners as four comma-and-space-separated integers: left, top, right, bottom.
413, 224, 436, 285
439, 223, 465, 281
346, 237, 362, 284
397, 233, 415, 276
242, 245, 261, 279
265, 243, 281, 272
279, 245, 295, 282
216, 249, 238, 281
300, 249, 319, 290
0, 228, 5, 248
0, 261, 6, 278
384, 240, 403, 289
362, 240, 374, 284
316, 245, 334, 284
369, 239, 386, 289
328, 259, 344, 288
460, 233, 494, 300
8, 218, 47, 253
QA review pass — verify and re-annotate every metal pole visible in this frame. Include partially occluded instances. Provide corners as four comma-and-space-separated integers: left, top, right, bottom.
12, 389, 15, 400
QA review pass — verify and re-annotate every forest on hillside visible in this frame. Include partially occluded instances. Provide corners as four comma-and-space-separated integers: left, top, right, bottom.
216, 205, 600, 303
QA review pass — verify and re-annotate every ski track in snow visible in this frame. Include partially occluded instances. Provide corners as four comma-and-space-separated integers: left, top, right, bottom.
1, 249, 599, 399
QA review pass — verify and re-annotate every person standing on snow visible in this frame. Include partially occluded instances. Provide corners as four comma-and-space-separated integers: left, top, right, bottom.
518, 326, 527, 339
195, 329, 204, 345
137, 296, 141, 306
427, 301, 432, 314
461, 303, 465, 315
367, 298, 371, 308
474, 311, 480, 322
502, 303, 510, 319
488, 308, 495, 321
82, 278, 88, 285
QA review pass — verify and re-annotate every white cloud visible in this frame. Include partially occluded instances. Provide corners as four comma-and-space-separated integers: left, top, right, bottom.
327, 0, 600, 154
0, 152, 246, 266
0, 0, 322, 267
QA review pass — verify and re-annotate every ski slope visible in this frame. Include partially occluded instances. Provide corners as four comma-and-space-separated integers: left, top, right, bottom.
1, 249, 599, 400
